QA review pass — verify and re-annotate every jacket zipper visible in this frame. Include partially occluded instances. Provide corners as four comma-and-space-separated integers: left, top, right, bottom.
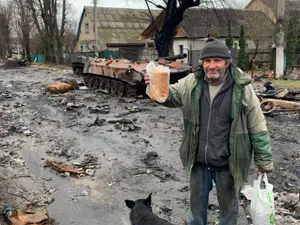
204, 91, 212, 166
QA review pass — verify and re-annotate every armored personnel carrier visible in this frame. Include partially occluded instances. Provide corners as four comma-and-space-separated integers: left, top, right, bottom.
72, 55, 87, 75
73, 54, 192, 97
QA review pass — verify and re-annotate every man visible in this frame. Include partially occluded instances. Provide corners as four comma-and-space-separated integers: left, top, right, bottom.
144, 38, 274, 225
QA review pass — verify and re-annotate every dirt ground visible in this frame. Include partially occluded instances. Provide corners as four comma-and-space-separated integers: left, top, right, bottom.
0, 66, 299, 225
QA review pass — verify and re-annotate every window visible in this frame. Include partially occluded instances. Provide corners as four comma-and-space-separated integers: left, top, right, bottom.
179, 45, 184, 54
85, 23, 89, 34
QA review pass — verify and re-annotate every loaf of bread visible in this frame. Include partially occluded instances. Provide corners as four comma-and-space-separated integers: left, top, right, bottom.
148, 67, 169, 102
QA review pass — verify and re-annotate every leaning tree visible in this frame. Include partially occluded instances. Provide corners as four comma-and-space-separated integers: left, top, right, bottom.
145, 0, 233, 57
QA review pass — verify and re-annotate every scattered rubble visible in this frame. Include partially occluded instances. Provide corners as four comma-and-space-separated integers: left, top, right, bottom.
46, 159, 86, 175
108, 118, 140, 131
141, 151, 159, 166
88, 104, 110, 114
115, 106, 149, 118
88, 116, 106, 127
240, 185, 300, 224
275, 191, 300, 222
256, 81, 300, 114
292, 151, 300, 159
45, 155, 100, 178
3, 207, 49, 225
1, 59, 27, 69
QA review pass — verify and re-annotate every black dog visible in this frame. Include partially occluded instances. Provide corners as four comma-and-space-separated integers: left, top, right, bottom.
125, 193, 174, 225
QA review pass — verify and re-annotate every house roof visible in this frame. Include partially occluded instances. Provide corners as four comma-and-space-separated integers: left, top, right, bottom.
245, 0, 277, 9
181, 8, 275, 38
261, 0, 277, 8
77, 7, 161, 46
286, 0, 300, 10
139, 8, 276, 40
246, 0, 300, 12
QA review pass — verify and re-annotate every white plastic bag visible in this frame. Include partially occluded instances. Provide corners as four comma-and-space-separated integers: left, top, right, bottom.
145, 61, 170, 103
250, 173, 275, 225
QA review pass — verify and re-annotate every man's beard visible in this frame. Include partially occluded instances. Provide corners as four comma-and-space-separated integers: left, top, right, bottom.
204, 68, 227, 84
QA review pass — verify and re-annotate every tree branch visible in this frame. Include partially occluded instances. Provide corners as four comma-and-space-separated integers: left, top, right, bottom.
145, 0, 159, 34
180, 0, 201, 10
26, 0, 43, 37
60, 0, 66, 38
146, 0, 166, 10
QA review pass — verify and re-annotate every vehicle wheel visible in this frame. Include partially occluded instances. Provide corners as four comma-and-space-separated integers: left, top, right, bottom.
117, 82, 125, 97
103, 80, 111, 94
125, 85, 136, 98
83, 77, 89, 86
98, 79, 104, 90
89, 78, 99, 90
111, 81, 118, 95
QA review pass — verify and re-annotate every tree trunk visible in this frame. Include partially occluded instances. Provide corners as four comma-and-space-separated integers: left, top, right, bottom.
0, 3, 11, 59
153, 0, 200, 57
155, 24, 178, 57
16, 0, 32, 61
22, 31, 31, 61
57, 0, 66, 64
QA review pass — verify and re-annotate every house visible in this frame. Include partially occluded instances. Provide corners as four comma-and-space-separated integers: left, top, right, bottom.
76, 6, 161, 60
138, 8, 276, 66
245, 0, 277, 23
246, 0, 300, 24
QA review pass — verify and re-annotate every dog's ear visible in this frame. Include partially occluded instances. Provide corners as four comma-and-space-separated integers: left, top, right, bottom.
144, 193, 152, 207
125, 200, 135, 209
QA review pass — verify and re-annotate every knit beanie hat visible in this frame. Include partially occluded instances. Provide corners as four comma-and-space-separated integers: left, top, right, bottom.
199, 38, 231, 60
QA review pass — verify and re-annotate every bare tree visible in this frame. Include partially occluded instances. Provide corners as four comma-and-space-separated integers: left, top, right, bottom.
145, 0, 200, 57
0, 2, 12, 59
26, 0, 69, 63
26, 0, 54, 63
146, 0, 235, 57
244, 12, 276, 62
63, 21, 77, 53
11, 0, 32, 61
56, 0, 67, 63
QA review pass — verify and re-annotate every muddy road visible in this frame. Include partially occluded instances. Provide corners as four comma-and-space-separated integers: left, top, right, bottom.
0, 67, 299, 225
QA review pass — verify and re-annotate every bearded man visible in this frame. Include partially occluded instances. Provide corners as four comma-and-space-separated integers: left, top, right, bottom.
144, 38, 274, 225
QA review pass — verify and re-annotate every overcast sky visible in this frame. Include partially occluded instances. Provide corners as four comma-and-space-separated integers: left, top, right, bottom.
71, 0, 251, 20
71, 0, 157, 19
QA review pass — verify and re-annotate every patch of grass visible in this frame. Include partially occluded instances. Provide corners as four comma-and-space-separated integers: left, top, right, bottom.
264, 79, 300, 89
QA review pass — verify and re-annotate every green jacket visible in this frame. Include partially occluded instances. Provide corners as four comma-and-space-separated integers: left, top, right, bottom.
162, 64, 273, 193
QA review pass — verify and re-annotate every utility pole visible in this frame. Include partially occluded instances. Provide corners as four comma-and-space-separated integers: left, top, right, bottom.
275, 0, 285, 78
93, 0, 98, 57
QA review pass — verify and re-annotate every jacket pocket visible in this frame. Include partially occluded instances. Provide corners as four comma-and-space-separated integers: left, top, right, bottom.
206, 138, 230, 167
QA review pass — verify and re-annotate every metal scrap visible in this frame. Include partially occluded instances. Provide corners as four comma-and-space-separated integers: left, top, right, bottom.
88, 116, 106, 127
115, 106, 149, 118
260, 98, 300, 114
46, 159, 86, 175
4, 208, 49, 225
88, 104, 110, 114
108, 118, 140, 131
257, 81, 300, 103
